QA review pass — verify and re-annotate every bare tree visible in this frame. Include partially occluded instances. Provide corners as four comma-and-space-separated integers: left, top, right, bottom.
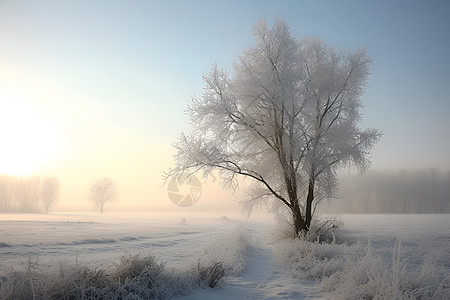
0, 175, 15, 212
89, 177, 117, 214
14, 177, 41, 212
168, 19, 381, 234
42, 177, 59, 214
29, 176, 41, 210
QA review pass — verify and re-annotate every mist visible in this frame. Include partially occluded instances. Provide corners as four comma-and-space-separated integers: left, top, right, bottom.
0, 171, 250, 218
3, 168, 450, 216
319, 168, 450, 214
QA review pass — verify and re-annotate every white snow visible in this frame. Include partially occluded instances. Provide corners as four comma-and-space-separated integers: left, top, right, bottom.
1, 213, 449, 299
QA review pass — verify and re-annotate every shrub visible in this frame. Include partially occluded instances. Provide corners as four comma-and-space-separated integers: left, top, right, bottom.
197, 260, 225, 288
112, 253, 165, 285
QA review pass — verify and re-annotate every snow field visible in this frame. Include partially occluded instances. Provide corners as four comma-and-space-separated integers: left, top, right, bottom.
0, 214, 251, 299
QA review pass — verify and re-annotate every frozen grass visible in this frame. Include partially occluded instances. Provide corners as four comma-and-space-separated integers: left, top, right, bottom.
196, 227, 250, 275
273, 217, 450, 300
0, 227, 250, 300
195, 227, 250, 287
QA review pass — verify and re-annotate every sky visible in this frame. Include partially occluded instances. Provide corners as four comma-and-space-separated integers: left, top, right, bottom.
1, 0, 449, 213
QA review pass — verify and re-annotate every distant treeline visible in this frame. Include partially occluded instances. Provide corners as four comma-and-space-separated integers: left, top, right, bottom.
0, 175, 59, 213
320, 169, 450, 213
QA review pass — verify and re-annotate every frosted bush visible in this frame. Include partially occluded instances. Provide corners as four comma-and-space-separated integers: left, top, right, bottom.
111, 253, 188, 299
112, 252, 165, 285
303, 218, 344, 244
274, 228, 450, 300
269, 217, 343, 244
0, 258, 44, 300
197, 261, 225, 288
46, 263, 111, 299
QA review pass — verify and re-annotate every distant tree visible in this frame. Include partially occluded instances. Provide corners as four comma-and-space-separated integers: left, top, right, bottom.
42, 177, 59, 214
168, 19, 381, 235
28, 176, 41, 210
0, 175, 15, 212
14, 177, 41, 212
89, 177, 117, 214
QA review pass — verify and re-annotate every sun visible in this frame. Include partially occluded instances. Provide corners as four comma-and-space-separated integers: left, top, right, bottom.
0, 96, 62, 176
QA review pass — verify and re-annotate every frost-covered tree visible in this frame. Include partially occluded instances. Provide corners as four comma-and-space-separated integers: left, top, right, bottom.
42, 177, 59, 214
168, 19, 381, 234
89, 177, 117, 214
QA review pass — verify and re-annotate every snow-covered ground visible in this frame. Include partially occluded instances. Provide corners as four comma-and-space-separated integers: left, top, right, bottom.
0, 212, 248, 273
0, 213, 449, 299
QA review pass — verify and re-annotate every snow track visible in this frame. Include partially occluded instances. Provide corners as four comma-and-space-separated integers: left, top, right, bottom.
176, 228, 324, 300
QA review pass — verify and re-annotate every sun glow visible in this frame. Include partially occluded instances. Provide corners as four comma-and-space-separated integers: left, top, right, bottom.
0, 93, 62, 176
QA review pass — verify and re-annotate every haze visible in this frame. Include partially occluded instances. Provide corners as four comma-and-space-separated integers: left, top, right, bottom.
1, 0, 449, 214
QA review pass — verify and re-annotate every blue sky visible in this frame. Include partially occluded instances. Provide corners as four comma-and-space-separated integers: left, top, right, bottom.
1, 0, 449, 210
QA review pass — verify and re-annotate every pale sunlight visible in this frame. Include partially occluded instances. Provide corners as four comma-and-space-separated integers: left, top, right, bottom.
0, 92, 62, 176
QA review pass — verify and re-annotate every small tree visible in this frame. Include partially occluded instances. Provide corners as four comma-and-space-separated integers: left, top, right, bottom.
42, 177, 59, 214
89, 177, 117, 214
168, 19, 381, 235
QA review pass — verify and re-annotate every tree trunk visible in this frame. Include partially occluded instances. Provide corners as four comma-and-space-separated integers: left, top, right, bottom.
305, 178, 314, 230
100, 205, 104, 214
291, 201, 307, 235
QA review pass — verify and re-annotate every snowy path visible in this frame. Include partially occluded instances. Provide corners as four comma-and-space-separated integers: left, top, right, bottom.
175, 228, 325, 300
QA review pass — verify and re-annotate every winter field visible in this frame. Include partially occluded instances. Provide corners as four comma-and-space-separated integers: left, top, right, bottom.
0, 213, 449, 299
